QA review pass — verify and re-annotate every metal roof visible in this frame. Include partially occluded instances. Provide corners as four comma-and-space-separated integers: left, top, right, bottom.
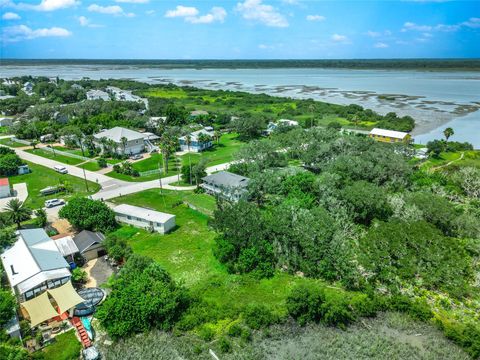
113, 204, 175, 224
1, 229, 69, 292
73, 230, 105, 254
179, 128, 213, 142
94, 126, 145, 143
54, 236, 79, 257
202, 171, 250, 189
0, 178, 9, 186
369, 128, 409, 139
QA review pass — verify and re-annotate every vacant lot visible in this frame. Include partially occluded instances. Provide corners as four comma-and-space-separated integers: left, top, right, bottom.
8, 161, 100, 209
26, 148, 84, 166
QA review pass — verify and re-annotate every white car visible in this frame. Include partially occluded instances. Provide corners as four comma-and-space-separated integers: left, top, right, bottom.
45, 199, 65, 208
54, 165, 68, 174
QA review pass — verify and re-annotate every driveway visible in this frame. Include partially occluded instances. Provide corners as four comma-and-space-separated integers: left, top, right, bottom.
84, 257, 114, 287
0, 183, 28, 212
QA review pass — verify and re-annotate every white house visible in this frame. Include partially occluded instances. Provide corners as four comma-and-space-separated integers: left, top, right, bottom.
0, 178, 11, 199
266, 119, 299, 134
94, 127, 146, 155
0, 229, 72, 302
86, 89, 110, 101
23, 82, 34, 95
179, 128, 214, 152
113, 204, 176, 234
201, 171, 250, 202
0, 117, 13, 127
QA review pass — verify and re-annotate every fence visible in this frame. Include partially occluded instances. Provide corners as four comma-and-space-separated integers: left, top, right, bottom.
40, 146, 90, 161
139, 169, 162, 177
12, 137, 31, 145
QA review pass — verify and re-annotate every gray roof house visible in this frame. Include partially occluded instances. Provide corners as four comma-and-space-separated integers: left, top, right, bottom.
86, 89, 110, 101
201, 171, 250, 202
0, 229, 71, 301
73, 230, 106, 261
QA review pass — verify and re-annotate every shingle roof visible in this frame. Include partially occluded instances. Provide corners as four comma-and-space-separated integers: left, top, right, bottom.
369, 128, 409, 139
113, 204, 175, 224
202, 171, 250, 189
94, 126, 145, 143
73, 230, 105, 254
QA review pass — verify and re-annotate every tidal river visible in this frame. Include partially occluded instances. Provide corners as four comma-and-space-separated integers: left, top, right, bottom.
1, 65, 479, 147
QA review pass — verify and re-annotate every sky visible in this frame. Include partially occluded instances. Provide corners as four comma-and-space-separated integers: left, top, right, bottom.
0, 0, 479, 59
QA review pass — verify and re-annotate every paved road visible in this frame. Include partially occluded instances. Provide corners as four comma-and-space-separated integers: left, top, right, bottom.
8, 145, 233, 201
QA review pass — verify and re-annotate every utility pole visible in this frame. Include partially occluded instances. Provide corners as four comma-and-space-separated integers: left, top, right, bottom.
82, 164, 89, 192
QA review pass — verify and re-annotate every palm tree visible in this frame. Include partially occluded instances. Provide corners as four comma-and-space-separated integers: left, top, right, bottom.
100, 137, 109, 155
5, 199, 32, 229
198, 133, 212, 151
185, 135, 192, 185
120, 136, 128, 155
308, 103, 316, 128
443, 127, 454, 142
214, 130, 221, 145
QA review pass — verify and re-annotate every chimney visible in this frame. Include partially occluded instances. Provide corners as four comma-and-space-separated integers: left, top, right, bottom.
10, 265, 18, 275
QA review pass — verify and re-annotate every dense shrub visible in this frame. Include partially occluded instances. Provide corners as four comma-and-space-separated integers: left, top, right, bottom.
243, 304, 277, 330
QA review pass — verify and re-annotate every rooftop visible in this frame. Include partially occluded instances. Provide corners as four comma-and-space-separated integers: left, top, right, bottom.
0, 178, 9, 186
113, 204, 175, 224
202, 171, 250, 189
369, 128, 410, 139
94, 126, 145, 143
179, 128, 213, 142
73, 230, 105, 254
1, 229, 69, 290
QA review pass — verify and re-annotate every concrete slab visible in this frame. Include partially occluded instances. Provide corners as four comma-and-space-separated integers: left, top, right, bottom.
0, 183, 28, 212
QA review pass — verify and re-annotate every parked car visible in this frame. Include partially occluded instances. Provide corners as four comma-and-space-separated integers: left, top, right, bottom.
131, 154, 143, 160
45, 198, 65, 208
54, 165, 68, 174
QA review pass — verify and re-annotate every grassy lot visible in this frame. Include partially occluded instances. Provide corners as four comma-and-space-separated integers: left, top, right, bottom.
26, 148, 84, 166
110, 189, 320, 317
142, 88, 188, 98
420, 150, 480, 171
0, 137, 28, 148
81, 160, 102, 172
52, 146, 95, 158
42, 330, 81, 360
8, 161, 100, 209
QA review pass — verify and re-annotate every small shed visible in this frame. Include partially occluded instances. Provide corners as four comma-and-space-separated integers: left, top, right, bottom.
0, 178, 11, 199
53, 235, 79, 263
73, 230, 106, 261
18, 165, 30, 175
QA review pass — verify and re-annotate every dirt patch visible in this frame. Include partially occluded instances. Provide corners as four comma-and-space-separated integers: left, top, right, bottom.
52, 219, 73, 234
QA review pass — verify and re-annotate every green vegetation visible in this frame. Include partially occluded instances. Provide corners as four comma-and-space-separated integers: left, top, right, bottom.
0, 138, 26, 148
59, 197, 117, 232
0, 147, 23, 176
8, 161, 100, 208
42, 330, 81, 360
26, 148, 84, 166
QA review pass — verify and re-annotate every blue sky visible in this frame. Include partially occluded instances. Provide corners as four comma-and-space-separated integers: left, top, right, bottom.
1, 0, 479, 59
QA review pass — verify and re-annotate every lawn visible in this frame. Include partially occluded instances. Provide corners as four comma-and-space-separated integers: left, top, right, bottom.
52, 146, 95, 158
110, 189, 321, 317
8, 161, 101, 209
142, 88, 188, 98
81, 160, 102, 172
420, 150, 480, 171
42, 330, 81, 360
104, 133, 244, 182
26, 148, 84, 166
0, 137, 28, 148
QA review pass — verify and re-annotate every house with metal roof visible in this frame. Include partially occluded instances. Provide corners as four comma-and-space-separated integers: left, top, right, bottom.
0, 229, 71, 302
368, 128, 412, 143
94, 126, 147, 155
201, 171, 250, 202
73, 230, 106, 261
86, 89, 110, 101
52, 235, 79, 263
179, 128, 214, 152
0, 178, 11, 199
113, 204, 176, 234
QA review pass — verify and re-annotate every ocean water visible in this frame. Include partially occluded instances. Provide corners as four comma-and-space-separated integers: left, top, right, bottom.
1, 65, 479, 147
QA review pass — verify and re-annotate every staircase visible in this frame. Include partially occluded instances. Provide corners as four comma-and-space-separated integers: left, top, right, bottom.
144, 139, 158, 153
71, 317, 91, 348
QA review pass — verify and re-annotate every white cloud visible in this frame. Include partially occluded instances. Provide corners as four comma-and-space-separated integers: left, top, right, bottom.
402, 22, 432, 32
374, 42, 389, 48
115, 0, 149, 3
165, 6, 226, 24
235, 0, 288, 28
13, 0, 79, 11
331, 33, 349, 43
187, 7, 226, 24
77, 15, 103, 28
88, 4, 134, 17
434, 23, 459, 32
165, 5, 199, 18
306, 14, 325, 22
2, 24, 71, 42
366, 30, 381, 37
462, 17, 480, 28
422, 32, 433, 38
2, 11, 20, 19
145, 10, 155, 15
